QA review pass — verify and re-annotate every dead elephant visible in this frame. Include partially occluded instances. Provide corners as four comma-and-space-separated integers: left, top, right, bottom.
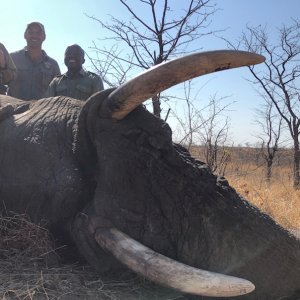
0, 50, 299, 300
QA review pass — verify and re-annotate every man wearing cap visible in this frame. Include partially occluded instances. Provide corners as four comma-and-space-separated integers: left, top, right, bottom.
45, 44, 103, 101
8, 22, 60, 100
0, 43, 16, 94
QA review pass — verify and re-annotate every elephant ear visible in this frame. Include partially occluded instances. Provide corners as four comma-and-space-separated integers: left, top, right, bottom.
73, 88, 116, 176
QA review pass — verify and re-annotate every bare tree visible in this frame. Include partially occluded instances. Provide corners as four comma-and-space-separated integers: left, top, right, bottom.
200, 95, 231, 175
171, 81, 209, 150
88, 0, 220, 117
171, 84, 232, 175
86, 44, 136, 87
231, 20, 300, 188
255, 100, 283, 182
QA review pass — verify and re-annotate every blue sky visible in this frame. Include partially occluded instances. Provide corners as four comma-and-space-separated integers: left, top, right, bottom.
1, 0, 299, 145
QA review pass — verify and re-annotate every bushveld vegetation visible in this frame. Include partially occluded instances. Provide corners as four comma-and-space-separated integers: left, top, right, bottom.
191, 146, 300, 231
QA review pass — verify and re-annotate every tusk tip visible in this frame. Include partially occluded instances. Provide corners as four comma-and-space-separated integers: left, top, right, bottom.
236, 279, 255, 295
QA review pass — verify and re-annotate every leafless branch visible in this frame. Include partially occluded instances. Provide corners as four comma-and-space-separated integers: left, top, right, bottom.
86, 0, 223, 116
231, 19, 300, 187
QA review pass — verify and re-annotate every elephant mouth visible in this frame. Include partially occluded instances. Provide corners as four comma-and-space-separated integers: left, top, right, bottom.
94, 227, 255, 297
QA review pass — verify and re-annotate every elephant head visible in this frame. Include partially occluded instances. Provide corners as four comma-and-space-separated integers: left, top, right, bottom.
1, 50, 299, 299
69, 51, 299, 299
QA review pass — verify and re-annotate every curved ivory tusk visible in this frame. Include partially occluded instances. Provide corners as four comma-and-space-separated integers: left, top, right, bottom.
95, 227, 255, 297
103, 50, 265, 120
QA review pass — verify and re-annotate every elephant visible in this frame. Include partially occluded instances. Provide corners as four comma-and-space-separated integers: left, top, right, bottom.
0, 50, 299, 300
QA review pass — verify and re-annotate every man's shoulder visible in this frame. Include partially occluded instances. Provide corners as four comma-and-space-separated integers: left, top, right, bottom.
84, 70, 100, 79
41, 50, 58, 66
10, 49, 25, 57
9, 49, 27, 65
44, 55, 59, 66
82, 70, 103, 90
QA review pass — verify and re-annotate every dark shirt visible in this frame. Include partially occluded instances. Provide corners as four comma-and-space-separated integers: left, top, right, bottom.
45, 68, 104, 101
8, 47, 61, 100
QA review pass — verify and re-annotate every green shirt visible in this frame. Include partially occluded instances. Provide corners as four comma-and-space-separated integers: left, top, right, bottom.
45, 69, 104, 101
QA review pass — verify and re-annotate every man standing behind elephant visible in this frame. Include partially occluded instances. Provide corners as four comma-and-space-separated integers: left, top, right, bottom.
0, 43, 16, 94
8, 22, 60, 100
45, 44, 103, 101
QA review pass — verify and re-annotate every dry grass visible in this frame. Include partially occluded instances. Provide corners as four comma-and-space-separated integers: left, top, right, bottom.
0, 214, 56, 263
0, 262, 181, 300
191, 145, 300, 231
0, 213, 183, 300
227, 166, 300, 230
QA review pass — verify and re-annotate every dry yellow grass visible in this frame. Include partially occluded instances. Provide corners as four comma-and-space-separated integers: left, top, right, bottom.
0, 214, 182, 299
191, 146, 300, 230
227, 167, 300, 230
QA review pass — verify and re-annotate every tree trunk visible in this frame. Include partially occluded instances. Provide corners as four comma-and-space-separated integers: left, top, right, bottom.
266, 159, 272, 183
293, 139, 300, 189
152, 95, 161, 118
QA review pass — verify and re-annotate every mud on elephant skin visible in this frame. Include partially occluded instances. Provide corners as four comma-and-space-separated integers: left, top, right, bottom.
0, 51, 299, 299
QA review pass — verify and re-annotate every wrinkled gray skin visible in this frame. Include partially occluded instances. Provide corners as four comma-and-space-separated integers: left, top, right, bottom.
0, 91, 299, 300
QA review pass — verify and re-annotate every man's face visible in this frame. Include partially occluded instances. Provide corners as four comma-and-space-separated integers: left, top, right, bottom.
64, 46, 85, 72
24, 24, 45, 48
